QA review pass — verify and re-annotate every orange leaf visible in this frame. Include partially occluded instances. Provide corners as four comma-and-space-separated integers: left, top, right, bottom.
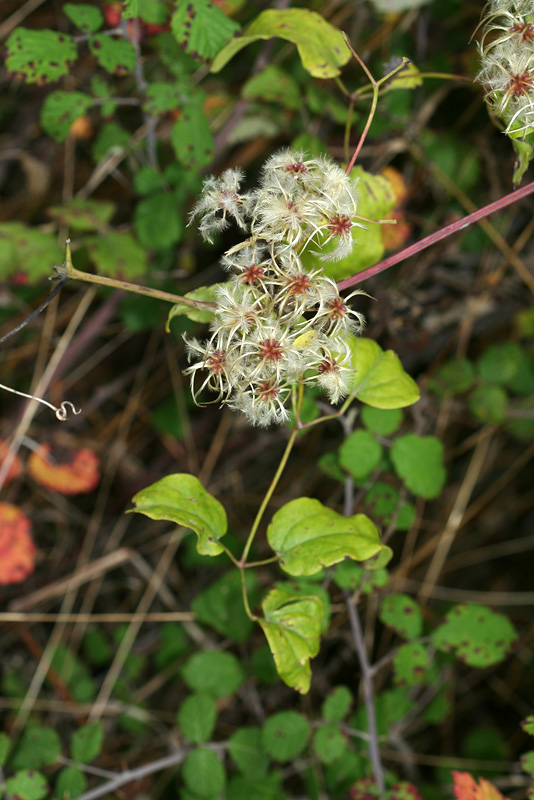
0, 440, 23, 486
382, 209, 412, 253
381, 166, 409, 206
452, 772, 511, 800
28, 443, 100, 495
0, 503, 36, 585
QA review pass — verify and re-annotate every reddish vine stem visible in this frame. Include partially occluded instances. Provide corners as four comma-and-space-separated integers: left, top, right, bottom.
338, 179, 534, 292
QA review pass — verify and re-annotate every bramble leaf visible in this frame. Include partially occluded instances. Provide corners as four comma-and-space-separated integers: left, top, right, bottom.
242, 64, 301, 109
0, 733, 10, 766
182, 748, 226, 796
259, 587, 322, 693
181, 651, 245, 697
28, 444, 100, 495
41, 91, 93, 141
89, 35, 136, 75
71, 722, 103, 763
177, 693, 217, 743
322, 686, 353, 722
134, 193, 184, 249
393, 642, 429, 687
347, 337, 420, 409
5, 770, 48, 800
379, 593, 423, 639
469, 385, 508, 424
262, 710, 310, 761
313, 724, 347, 764
192, 569, 257, 642
55, 766, 87, 799
428, 357, 476, 396
390, 434, 446, 499
432, 604, 517, 668
5, 28, 77, 84
523, 716, 534, 736
267, 497, 391, 577
10, 725, 61, 769
48, 199, 115, 231
0, 223, 62, 280
85, 231, 148, 278
228, 727, 269, 777
143, 82, 184, 114
171, 103, 214, 168
130, 473, 227, 556
171, 0, 239, 61
339, 430, 383, 480
64, 4, 104, 33
212, 8, 350, 79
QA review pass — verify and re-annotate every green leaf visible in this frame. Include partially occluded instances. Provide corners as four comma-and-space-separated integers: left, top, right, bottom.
322, 686, 353, 723
48, 199, 115, 231
171, 104, 214, 168
516, 308, 534, 338
228, 727, 269, 777
312, 724, 346, 765
387, 60, 423, 90
523, 716, 534, 737
511, 137, 534, 186
212, 8, 350, 79
166, 285, 218, 328
0, 224, 63, 281
258, 587, 322, 693
82, 629, 112, 666
262, 711, 310, 762
338, 430, 383, 480
134, 167, 168, 195
122, 0, 139, 17
431, 604, 517, 667
130, 473, 227, 556
379, 593, 422, 639
171, 0, 239, 61
89, 35, 136, 74
41, 91, 93, 142
5, 770, 48, 800
192, 570, 257, 642
91, 122, 131, 161
177, 693, 217, 743
182, 748, 226, 797
71, 723, 103, 764
0, 733, 10, 766
390, 434, 446, 499
477, 342, 532, 390
10, 725, 61, 769
347, 337, 420, 409
64, 4, 104, 33
267, 497, 391, 577
143, 82, 184, 114
242, 65, 301, 110
85, 231, 148, 278
5, 28, 77, 84
522, 751, 534, 778
181, 651, 245, 698
428, 357, 475, 396
134, 193, 184, 249
333, 561, 389, 594
55, 765, 87, 799
393, 642, 429, 687
361, 406, 403, 436
468, 384, 508, 424
154, 622, 190, 669
319, 167, 397, 281
227, 772, 286, 800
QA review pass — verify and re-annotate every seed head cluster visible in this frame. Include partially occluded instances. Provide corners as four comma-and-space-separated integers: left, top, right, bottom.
477, 0, 534, 134
184, 150, 365, 427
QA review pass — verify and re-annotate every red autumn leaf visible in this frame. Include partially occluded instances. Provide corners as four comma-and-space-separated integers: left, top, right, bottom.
0, 440, 23, 486
0, 503, 36, 585
452, 771, 511, 800
28, 443, 100, 495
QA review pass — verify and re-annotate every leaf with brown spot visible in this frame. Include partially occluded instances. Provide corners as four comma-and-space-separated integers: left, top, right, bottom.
0, 503, 36, 585
452, 771, 511, 800
28, 444, 100, 495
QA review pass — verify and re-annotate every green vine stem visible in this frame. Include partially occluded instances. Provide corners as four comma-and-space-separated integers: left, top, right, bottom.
56, 239, 217, 311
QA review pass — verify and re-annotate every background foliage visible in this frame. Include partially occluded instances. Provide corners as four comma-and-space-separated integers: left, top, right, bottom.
1, 0, 534, 799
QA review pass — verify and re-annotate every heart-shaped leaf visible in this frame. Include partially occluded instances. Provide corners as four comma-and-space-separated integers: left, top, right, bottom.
267, 497, 391, 577
130, 473, 227, 555
347, 337, 420, 409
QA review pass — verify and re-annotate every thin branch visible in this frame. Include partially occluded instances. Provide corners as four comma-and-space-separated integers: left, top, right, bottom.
345, 592, 385, 793
337, 179, 534, 292
0, 274, 70, 344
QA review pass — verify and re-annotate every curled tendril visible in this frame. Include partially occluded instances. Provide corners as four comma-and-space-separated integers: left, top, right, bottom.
0, 382, 81, 421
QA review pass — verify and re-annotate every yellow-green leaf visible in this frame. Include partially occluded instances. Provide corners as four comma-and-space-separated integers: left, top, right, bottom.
347, 337, 420, 409
211, 9, 350, 79
130, 474, 227, 555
